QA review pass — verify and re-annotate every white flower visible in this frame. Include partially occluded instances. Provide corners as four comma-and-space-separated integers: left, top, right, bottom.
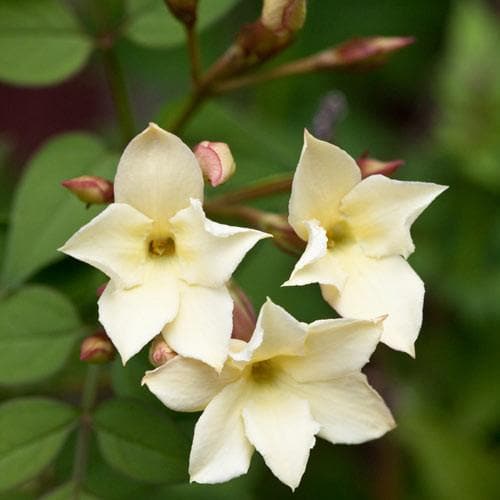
59, 124, 269, 368
285, 131, 447, 356
143, 299, 395, 490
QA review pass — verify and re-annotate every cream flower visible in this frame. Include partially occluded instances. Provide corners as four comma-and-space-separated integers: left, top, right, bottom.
143, 299, 395, 490
60, 124, 268, 368
285, 131, 447, 356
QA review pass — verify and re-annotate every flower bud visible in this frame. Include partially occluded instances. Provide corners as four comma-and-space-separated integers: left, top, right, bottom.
80, 331, 115, 364
62, 176, 114, 205
357, 153, 404, 178
228, 283, 257, 342
194, 141, 236, 187
164, 0, 198, 27
232, 1, 306, 66
149, 335, 177, 367
259, 213, 305, 255
96, 282, 108, 298
261, 0, 306, 34
321, 36, 415, 69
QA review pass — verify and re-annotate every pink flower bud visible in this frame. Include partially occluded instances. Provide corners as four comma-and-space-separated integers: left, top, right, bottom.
80, 331, 115, 364
194, 141, 236, 187
331, 36, 415, 68
149, 335, 177, 367
96, 282, 108, 298
233, 1, 306, 65
262, 0, 306, 34
62, 176, 114, 205
357, 153, 404, 178
229, 283, 257, 342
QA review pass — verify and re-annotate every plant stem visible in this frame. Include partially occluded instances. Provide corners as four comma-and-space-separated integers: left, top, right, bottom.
205, 174, 293, 208
205, 204, 266, 227
72, 365, 100, 499
168, 87, 208, 135
186, 25, 202, 86
101, 48, 136, 145
165, 46, 243, 134
213, 55, 324, 93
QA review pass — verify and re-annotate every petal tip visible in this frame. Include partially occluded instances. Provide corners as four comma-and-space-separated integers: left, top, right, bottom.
303, 128, 316, 145
147, 122, 163, 133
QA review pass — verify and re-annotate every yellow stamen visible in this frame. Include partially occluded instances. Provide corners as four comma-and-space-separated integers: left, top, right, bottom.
149, 237, 175, 257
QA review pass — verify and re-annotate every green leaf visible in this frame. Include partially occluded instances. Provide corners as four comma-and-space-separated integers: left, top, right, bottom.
0, 286, 82, 385
436, 0, 500, 192
156, 480, 255, 500
111, 353, 153, 403
40, 482, 98, 500
126, 0, 240, 49
0, 397, 77, 492
0, 0, 93, 86
94, 398, 189, 484
1, 133, 118, 288
83, 436, 159, 500
399, 406, 500, 500
43, 484, 97, 500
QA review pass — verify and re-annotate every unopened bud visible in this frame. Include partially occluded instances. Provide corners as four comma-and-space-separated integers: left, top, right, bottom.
259, 213, 305, 255
229, 283, 257, 342
80, 331, 115, 364
194, 141, 236, 187
164, 0, 198, 27
357, 153, 404, 178
96, 282, 108, 298
234, 0, 306, 66
262, 0, 306, 34
322, 36, 415, 69
149, 335, 177, 367
62, 176, 114, 205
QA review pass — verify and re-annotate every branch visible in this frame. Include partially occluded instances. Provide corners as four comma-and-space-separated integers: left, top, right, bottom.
72, 365, 100, 499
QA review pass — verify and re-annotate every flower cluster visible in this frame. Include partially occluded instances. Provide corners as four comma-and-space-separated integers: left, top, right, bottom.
60, 123, 446, 490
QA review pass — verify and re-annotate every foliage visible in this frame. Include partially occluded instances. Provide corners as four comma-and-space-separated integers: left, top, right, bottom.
0, 0, 498, 499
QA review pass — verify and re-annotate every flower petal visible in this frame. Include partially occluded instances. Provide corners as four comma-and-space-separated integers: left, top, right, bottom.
321, 244, 424, 356
289, 130, 361, 240
59, 203, 152, 289
279, 318, 382, 382
170, 199, 270, 287
299, 373, 395, 444
98, 262, 180, 364
242, 386, 319, 490
340, 175, 447, 258
114, 123, 204, 223
190, 377, 253, 484
283, 219, 348, 288
162, 283, 233, 371
231, 299, 307, 364
142, 356, 239, 412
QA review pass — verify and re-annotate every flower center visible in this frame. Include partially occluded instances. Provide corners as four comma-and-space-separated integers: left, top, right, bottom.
148, 237, 176, 257
326, 219, 351, 249
251, 360, 275, 384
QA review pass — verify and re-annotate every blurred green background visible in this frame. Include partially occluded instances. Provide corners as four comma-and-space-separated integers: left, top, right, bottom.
0, 0, 499, 499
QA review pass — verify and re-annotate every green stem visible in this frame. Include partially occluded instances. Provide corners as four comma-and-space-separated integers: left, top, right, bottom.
101, 49, 136, 145
72, 365, 100, 499
204, 204, 265, 227
213, 54, 324, 93
165, 46, 243, 134
205, 174, 293, 208
186, 25, 202, 86
167, 87, 208, 135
